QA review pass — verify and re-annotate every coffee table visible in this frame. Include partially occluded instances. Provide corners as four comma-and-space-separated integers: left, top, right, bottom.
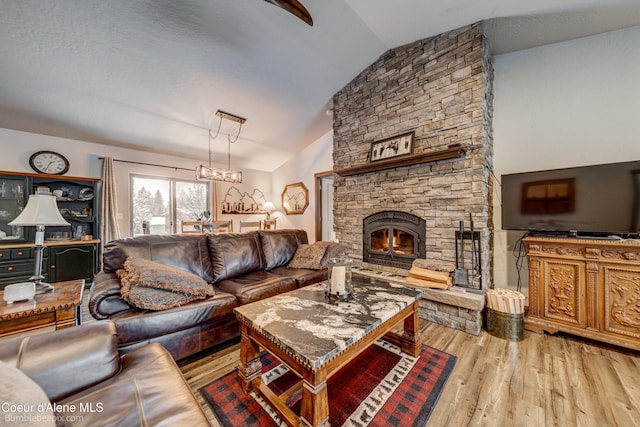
0, 280, 84, 337
234, 275, 424, 427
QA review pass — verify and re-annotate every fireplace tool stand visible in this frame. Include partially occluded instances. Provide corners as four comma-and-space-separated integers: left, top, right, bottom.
454, 215, 482, 289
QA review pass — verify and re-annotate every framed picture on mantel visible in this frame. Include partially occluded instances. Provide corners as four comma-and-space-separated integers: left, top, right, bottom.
370, 131, 414, 162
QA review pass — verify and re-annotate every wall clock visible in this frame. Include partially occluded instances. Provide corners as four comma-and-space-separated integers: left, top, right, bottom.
28, 151, 70, 175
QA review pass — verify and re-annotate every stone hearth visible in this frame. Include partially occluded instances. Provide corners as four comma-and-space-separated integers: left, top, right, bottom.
355, 268, 484, 335
332, 23, 493, 333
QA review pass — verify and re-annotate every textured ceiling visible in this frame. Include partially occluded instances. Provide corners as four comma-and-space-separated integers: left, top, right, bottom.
1, 0, 639, 171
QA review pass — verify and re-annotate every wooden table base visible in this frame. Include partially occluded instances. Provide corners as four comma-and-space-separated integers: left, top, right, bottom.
238, 300, 421, 427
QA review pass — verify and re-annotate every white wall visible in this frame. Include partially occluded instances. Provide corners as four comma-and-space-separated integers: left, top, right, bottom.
0, 129, 105, 178
493, 25, 640, 293
0, 128, 272, 237
271, 130, 333, 241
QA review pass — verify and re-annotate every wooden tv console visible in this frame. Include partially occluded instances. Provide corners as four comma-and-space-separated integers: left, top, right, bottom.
524, 236, 640, 351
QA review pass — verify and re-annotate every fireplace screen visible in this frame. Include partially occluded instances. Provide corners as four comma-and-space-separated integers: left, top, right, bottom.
370, 229, 415, 255
363, 211, 426, 269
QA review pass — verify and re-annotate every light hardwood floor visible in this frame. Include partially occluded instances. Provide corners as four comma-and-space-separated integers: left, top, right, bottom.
179, 319, 640, 427
40, 295, 640, 427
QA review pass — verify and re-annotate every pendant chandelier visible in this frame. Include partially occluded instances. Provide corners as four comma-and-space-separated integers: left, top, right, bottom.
196, 110, 245, 183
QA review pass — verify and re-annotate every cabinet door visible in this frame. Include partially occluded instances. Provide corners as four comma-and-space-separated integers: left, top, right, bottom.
601, 264, 640, 343
540, 259, 587, 328
49, 245, 96, 283
0, 176, 28, 243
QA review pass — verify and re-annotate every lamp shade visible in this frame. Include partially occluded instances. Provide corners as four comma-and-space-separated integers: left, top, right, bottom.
262, 201, 275, 212
9, 194, 70, 226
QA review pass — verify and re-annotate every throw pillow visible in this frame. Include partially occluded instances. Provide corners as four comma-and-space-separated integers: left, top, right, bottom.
0, 361, 55, 427
117, 257, 215, 310
287, 243, 328, 270
319, 242, 349, 268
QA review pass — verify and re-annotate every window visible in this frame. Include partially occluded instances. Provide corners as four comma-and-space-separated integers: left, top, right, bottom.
130, 175, 210, 236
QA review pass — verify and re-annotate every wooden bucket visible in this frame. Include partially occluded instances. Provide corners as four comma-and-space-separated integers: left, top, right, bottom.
485, 307, 524, 341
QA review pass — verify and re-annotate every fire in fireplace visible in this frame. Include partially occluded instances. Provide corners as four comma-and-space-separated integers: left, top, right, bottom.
363, 211, 426, 269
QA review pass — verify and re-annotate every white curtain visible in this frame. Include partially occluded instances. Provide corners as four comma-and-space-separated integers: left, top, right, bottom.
212, 181, 219, 221
100, 157, 121, 257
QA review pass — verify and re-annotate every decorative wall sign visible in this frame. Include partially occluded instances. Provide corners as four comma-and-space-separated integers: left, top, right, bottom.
282, 182, 309, 215
221, 186, 268, 214
370, 131, 414, 162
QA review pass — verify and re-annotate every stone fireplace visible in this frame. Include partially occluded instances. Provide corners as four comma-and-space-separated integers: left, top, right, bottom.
363, 211, 426, 269
331, 23, 494, 334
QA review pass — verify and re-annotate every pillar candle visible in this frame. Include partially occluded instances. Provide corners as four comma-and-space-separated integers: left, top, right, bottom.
331, 266, 346, 294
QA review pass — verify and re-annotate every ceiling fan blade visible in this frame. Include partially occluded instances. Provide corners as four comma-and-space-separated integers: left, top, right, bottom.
263, 0, 313, 26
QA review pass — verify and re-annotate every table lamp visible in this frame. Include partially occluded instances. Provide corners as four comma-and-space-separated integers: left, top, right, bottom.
9, 190, 69, 294
261, 201, 277, 229
262, 201, 275, 220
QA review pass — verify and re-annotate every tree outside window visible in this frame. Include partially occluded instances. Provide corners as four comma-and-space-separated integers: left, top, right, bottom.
131, 175, 210, 236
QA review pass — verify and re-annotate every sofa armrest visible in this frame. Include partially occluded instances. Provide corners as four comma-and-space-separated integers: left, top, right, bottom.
0, 321, 121, 402
89, 271, 135, 319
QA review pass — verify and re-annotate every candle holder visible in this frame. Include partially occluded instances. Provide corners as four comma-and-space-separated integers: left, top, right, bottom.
325, 257, 353, 302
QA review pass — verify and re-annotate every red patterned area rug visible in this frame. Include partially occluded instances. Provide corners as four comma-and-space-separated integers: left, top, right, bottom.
200, 340, 457, 427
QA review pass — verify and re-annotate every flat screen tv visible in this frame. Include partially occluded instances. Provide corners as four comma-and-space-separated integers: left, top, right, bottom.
501, 160, 640, 236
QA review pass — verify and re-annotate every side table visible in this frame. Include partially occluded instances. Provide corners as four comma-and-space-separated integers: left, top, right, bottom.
0, 279, 84, 337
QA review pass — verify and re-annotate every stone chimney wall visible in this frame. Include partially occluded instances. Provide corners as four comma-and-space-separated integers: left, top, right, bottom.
332, 23, 494, 290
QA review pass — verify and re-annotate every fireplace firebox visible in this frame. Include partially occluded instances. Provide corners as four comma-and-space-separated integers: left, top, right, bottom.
363, 211, 426, 269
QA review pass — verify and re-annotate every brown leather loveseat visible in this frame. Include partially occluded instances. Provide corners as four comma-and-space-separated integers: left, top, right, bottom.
0, 321, 209, 426
89, 229, 342, 360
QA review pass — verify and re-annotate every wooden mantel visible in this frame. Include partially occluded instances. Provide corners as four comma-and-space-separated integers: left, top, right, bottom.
334, 144, 466, 177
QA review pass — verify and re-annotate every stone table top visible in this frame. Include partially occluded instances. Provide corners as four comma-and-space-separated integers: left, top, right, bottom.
233, 275, 424, 370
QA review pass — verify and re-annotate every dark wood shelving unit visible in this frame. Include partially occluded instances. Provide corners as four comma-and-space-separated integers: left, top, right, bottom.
334, 144, 466, 177
0, 171, 100, 289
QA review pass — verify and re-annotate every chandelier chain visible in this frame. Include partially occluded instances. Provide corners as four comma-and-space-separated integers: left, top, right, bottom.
208, 114, 242, 168
209, 114, 223, 140
227, 122, 242, 144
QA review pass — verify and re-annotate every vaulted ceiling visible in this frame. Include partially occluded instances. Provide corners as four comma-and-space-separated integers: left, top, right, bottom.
1, 1, 639, 171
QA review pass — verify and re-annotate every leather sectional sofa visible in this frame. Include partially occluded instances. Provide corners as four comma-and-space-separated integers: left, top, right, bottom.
0, 321, 210, 426
89, 229, 339, 360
